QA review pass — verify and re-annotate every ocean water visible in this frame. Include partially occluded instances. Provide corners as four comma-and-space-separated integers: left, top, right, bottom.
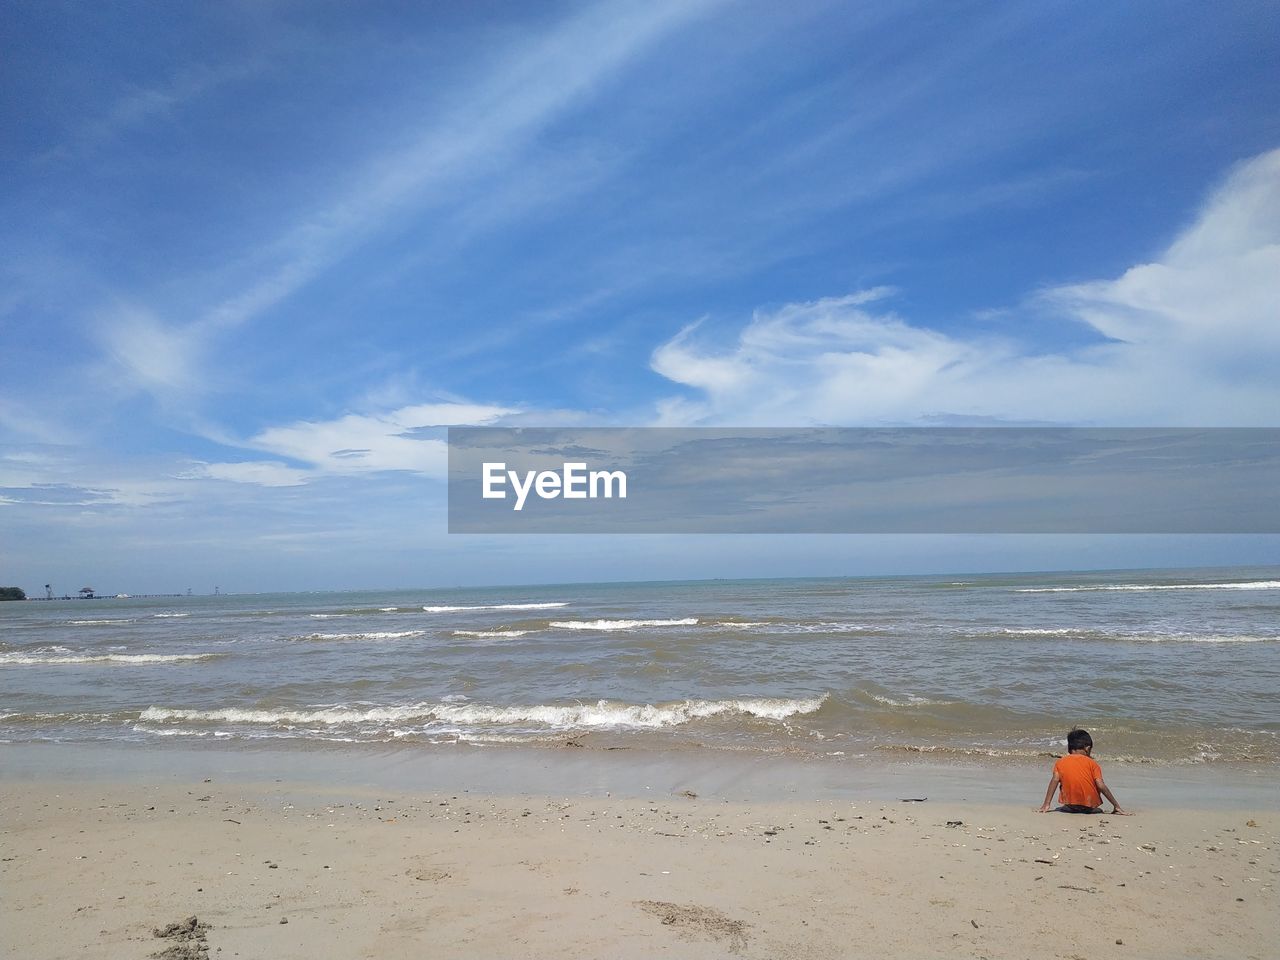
2, 567, 1277, 766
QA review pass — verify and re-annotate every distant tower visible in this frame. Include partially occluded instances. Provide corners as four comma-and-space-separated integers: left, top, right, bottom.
45, 584, 53, 600
187, 587, 192, 597
214, 586, 220, 596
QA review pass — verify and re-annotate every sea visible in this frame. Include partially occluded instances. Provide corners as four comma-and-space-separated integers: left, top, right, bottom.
2, 567, 1277, 768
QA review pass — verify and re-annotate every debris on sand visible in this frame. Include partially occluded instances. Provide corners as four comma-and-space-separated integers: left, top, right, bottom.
151, 916, 210, 959
637, 900, 749, 953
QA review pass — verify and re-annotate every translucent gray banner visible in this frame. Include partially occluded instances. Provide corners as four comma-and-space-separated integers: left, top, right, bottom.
447, 428, 1280, 533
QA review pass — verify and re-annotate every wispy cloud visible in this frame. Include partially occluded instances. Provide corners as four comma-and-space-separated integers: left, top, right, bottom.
180, 461, 311, 488
36, 60, 259, 164
239, 401, 514, 479
95, 305, 208, 394
190, 0, 722, 335
82, 0, 725, 412
651, 148, 1280, 427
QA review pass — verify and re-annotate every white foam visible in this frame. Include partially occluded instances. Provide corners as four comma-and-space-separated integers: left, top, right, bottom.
379, 607, 398, 612
452, 630, 530, 638
996, 627, 1273, 642
292, 630, 427, 641
137, 695, 826, 729
1, 653, 219, 665
1016, 580, 1280, 593
997, 628, 1081, 635
438, 696, 826, 728
1126, 633, 1274, 644
152, 613, 189, 618
136, 727, 212, 737
140, 704, 441, 725
422, 602, 569, 612
68, 619, 136, 625
866, 692, 946, 707
550, 618, 698, 631
759, 621, 874, 633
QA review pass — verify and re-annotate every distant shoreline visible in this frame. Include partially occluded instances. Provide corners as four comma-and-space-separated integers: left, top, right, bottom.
21, 594, 188, 601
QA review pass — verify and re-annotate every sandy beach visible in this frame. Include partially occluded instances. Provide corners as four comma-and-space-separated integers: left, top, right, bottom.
4, 765, 1276, 960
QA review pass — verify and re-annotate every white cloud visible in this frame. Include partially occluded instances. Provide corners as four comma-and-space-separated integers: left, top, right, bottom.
38, 60, 259, 164
183, 461, 311, 487
96, 305, 207, 393
83, 0, 725, 413
651, 148, 1280, 427
242, 401, 514, 478
192, 0, 724, 336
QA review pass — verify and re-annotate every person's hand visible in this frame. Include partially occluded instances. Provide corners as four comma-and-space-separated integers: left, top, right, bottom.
1037, 804, 1051, 813
1110, 807, 1133, 816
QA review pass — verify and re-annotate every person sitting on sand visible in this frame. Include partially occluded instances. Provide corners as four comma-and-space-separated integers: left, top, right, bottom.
1038, 728, 1130, 814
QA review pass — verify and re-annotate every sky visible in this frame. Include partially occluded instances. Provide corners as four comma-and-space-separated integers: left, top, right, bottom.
2, 0, 1278, 593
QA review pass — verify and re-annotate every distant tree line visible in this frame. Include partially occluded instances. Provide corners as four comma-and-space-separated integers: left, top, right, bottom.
0, 586, 26, 601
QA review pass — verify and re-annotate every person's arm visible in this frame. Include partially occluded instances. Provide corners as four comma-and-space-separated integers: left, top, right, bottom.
1038, 771, 1060, 812
1095, 776, 1131, 815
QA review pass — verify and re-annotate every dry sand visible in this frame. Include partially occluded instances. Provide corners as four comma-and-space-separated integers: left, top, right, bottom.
3, 776, 1276, 960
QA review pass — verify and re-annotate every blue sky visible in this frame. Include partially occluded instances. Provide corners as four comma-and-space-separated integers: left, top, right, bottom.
2, 0, 1278, 592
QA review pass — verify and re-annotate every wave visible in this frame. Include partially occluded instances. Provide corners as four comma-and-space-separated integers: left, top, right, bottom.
869, 742, 1269, 765
874, 743, 1059, 760
0, 652, 220, 665
309, 606, 417, 618
452, 630, 529, 638
289, 630, 427, 642
996, 627, 1081, 636
864, 692, 950, 707
550, 618, 698, 631
990, 628, 1274, 643
152, 613, 189, 618
68, 619, 137, 625
423, 602, 569, 612
140, 704, 434, 725
1126, 633, 1275, 644
137, 695, 826, 730
1016, 580, 1280, 593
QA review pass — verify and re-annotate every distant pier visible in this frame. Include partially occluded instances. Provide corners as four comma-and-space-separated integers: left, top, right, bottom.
27, 593, 188, 601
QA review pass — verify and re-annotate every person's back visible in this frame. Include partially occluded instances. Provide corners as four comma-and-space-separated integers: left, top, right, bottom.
1053, 751, 1103, 810
1038, 728, 1130, 814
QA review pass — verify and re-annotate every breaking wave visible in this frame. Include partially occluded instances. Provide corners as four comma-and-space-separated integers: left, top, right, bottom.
1016, 580, 1280, 593
550, 618, 698, 631
137, 695, 826, 730
288, 630, 427, 642
423, 602, 569, 612
991, 628, 1274, 643
1, 652, 220, 665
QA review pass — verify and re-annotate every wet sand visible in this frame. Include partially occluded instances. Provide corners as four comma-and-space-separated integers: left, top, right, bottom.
3, 774, 1276, 959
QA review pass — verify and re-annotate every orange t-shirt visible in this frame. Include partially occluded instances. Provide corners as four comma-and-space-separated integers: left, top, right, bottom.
1054, 753, 1103, 808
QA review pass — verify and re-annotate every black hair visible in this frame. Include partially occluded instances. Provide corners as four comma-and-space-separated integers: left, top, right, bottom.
1067, 728, 1093, 752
